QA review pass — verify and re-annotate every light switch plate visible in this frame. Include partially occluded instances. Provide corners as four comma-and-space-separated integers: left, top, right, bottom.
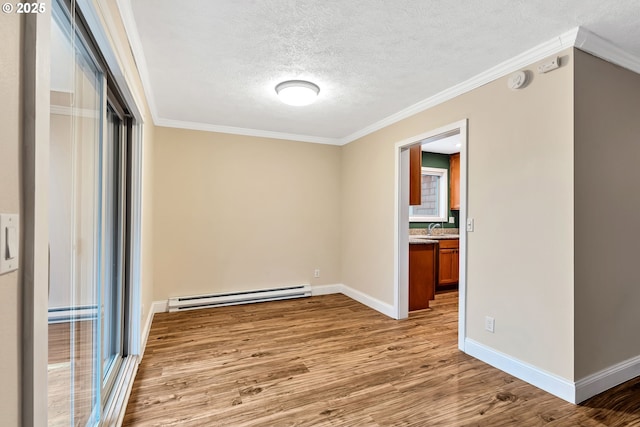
466, 218, 474, 232
0, 213, 19, 275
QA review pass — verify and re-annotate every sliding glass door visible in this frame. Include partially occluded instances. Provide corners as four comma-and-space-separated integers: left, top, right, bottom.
48, 1, 134, 424
102, 102, 129, 396
49, 2, 103, 424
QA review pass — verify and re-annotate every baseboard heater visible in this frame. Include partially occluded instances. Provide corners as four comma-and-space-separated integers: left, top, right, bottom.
168, 284, 312, 312
48, 305, 98, 324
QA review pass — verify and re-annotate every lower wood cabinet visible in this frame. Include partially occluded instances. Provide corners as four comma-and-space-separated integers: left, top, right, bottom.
409, 242, 436, 311
438, 239, 459, 286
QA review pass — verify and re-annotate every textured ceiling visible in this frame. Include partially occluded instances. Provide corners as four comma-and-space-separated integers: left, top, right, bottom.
125, 0, 640, 143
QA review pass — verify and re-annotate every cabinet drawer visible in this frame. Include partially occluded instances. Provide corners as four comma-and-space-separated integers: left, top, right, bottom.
438, 239, 459, 249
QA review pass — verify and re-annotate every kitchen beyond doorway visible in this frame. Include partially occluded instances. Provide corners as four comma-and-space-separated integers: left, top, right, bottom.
394, 119, 468, 351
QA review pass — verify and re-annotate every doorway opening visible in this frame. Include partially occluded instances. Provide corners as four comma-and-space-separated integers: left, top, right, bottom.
394, 119, 468, 350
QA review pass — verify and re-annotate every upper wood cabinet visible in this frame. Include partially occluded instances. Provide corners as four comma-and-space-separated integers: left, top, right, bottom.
410, 145, 422, 206
449, 152, 460, 210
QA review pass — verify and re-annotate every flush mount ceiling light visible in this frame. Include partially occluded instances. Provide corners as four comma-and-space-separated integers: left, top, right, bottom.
275, 80, 320, 106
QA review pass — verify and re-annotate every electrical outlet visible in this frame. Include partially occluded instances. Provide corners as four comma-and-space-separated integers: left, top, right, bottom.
314, 269, 320, 278
485, 316, 495, 333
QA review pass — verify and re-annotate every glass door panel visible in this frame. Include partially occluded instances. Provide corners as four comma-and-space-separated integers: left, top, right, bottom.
102, 104, 125, 391
49, 1, 103, 425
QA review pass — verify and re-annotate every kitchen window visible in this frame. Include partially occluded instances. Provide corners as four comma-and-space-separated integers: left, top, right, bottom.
409, 167, 448, 222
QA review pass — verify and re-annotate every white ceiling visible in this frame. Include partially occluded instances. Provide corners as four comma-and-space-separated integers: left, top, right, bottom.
123, 0, 640, 145
422, 134, 460, 155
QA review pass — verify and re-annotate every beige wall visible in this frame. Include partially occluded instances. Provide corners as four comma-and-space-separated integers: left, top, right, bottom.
574, 50, 640, 379
0, 12, 22, 426
153, 127, 341, 300
341, 50, 576, 379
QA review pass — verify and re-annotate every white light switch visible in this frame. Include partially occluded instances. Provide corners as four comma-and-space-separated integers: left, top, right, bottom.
466, 218, 474, 232
7, 226, 17, 258
0, 214, 19, 275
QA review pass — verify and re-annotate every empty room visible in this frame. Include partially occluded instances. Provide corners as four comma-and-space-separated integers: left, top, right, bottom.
3, 1, 640, 426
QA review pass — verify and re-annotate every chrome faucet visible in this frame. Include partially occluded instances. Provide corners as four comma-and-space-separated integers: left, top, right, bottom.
428, 223, 441, 235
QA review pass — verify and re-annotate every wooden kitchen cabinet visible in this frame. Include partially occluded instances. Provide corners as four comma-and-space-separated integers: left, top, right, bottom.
410, 145, 422, 206
449, 152, 460, 210
438, 239, 459, 287
409, 242, 436, 311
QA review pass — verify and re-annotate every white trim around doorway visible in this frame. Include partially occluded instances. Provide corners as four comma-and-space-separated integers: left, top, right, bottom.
393, 119, 468, 351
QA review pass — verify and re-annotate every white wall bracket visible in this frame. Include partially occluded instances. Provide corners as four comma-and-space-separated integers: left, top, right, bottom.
538, 56, 560, 73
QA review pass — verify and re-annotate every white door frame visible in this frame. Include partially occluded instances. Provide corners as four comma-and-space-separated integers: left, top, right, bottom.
393, 119, 468, 351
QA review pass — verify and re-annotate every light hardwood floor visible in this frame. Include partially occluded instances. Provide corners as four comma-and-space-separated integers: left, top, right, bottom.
123, 292, 640, 426
48, 321, 96, 426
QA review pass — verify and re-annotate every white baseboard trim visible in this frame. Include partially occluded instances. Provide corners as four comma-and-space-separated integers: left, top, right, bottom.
139, 300, 168, 360
139, 305, 154, 360
312, 283, 395, 318
313, 283, 395, 318
339, 284, 396, 318
148, 285, 391, 318
575, 354, 640, 404
465, 338, 576, 403
311, 284, 343, 296
466, 338, 640, 404
152, 300, 168, 313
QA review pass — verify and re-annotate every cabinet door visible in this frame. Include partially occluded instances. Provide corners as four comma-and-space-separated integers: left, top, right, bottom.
409, 243, 436, 311
450, 152, 460, 210
452, 249, 459, 282
438, 248, 457, 285
410, 145, 422, 206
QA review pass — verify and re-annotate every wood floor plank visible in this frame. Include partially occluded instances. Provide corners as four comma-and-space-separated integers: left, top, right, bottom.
123, 292, 640, 426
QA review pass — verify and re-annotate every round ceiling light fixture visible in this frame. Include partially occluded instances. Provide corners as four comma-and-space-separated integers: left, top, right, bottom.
275, 80, 320, 106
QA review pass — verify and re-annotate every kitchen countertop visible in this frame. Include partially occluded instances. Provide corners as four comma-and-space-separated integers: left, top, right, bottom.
409, 237, 438, 244
409, 234, 459, 244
